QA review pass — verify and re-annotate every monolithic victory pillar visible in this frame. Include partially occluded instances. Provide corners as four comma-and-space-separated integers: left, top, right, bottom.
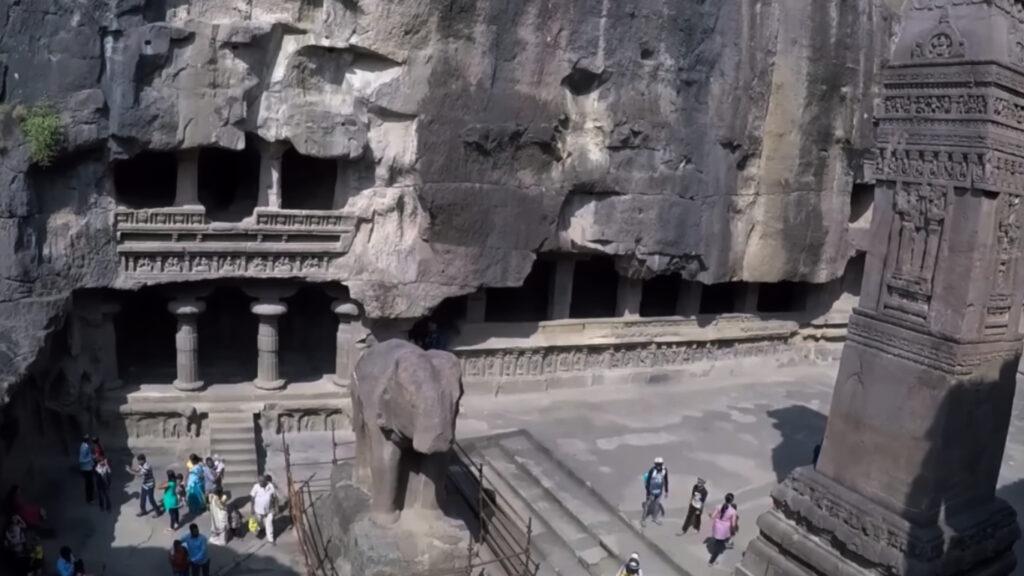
251, 300, 287, 390
332, 300, 361, 388
738, 4, 1023, 576
168, 299, 205, 391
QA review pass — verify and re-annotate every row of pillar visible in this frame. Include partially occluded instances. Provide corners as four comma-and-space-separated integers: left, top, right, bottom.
172, 144, 356, 210
166, 295, 362, 392
466, 259, 760, 323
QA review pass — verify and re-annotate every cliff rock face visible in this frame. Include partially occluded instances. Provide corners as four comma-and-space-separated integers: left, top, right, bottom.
0, 0, 900, 396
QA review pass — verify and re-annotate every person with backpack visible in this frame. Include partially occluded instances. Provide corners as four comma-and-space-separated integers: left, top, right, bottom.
679, 477, 708, 535
640, 457, 668, 527
708, 493, 739, 566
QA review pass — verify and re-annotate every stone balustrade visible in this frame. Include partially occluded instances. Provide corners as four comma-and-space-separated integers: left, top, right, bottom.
113, 206, 361, 281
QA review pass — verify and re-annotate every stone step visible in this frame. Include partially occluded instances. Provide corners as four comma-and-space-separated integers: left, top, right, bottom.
476, 444, 615, 576
494, 433, 689, 576
208, 412, 261, 498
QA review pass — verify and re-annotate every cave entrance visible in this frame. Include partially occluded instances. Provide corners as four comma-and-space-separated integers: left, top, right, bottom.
570, 257, 618, 319
112, 152, 177, 208
279, 286, 335, 382
486, 260, 553, 322
196, 287, 257, 383
640, 275, 681, 317
115, 287, 177, 383
198, 142, 260, 222
281, 148, 337, 210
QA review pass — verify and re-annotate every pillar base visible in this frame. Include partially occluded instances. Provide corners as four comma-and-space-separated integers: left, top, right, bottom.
253, 378, 286, 391
172, 379, 205, 392
736, 468, 1020, 576
331, 375, 351, 389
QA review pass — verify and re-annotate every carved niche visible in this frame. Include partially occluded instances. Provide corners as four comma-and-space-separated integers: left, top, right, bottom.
884, 179, 949, 320
986, 194, 1024, 333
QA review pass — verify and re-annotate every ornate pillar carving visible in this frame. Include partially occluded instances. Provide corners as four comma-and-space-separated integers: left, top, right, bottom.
332, 301, 362, 388
168, 299, 205, 391
738, 4, 1024, 575
251, 300, 287, 390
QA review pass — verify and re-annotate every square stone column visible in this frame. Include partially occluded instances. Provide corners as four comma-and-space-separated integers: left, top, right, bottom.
738, 5, 1024, 575
167, 299, 205, 391
676, 280, 702, 316
735, 282, 759, 313
332, 300, 363, 388
174, 149, 200, 207
97, 303, 122, 390
548, 259, 574, 320
258, 142, 288, 209
616, 276, 643, 317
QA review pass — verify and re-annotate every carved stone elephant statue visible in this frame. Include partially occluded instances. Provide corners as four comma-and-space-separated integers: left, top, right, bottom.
351, 339, 463, 525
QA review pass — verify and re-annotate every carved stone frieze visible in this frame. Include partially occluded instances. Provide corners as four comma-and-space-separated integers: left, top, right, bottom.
113, 207, 360, 281
456, 339, 789, 382
911, 13, 966, 61
911, 0, 1024, 25
876, 147, 1024, 196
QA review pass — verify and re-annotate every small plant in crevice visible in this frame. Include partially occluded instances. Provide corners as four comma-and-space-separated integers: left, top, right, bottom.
17, 104, 63, 167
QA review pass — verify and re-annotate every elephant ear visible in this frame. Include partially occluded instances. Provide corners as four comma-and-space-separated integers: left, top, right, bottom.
373, 352, 400, 431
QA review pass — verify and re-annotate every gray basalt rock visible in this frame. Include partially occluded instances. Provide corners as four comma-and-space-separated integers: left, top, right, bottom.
0, 0, 899, 396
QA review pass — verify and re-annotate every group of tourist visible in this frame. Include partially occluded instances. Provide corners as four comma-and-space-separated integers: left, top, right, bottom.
2, 485, 49, 575
638, 457, 741, 567
77, 435, 113, 512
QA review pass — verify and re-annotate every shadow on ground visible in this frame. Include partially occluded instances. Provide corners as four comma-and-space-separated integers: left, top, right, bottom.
766, 404, 828, 482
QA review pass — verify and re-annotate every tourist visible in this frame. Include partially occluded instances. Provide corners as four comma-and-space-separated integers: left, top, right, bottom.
125, 454, 160, 517
708, 493, 739, 566
162, 470, 181, 531
176, 473, 187, 510
4, 514, 27, 556
679, 477, 708, 535
77, 436, 95, 504
640, 457, 668, 527
169, 539, 189, 576
56, 546, 75, 576
615, 552, 643, 576
90, 436, 106, 463
203, 458, 217, 493
94, 457, 112, 512
186, 456, 207, 514
182, 523, 210, 576
211, 455, 225, 489
249, 475, 277, 544
207, 485, 230, 545
4, 485, 49, 534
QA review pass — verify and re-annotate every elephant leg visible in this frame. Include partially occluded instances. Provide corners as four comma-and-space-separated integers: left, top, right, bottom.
415, 451, 451, 514
369, 429, 402, 525
352, 393, 372, 489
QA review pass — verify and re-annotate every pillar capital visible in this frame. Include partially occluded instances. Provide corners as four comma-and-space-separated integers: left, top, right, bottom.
168, 299, 206, 316
250, 301, 287, 317
332, 300, 360, 318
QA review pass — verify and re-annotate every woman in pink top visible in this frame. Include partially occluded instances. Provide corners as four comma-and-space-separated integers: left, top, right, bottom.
708, 493, 738, 566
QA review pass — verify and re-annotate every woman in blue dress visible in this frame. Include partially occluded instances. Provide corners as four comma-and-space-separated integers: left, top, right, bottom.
186, 454, 207, 514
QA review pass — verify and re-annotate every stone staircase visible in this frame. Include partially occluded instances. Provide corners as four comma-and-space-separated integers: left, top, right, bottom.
208, 411, 260, 503
463, 431, 691, 576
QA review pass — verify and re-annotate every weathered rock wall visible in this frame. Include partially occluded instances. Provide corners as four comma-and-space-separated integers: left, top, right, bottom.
0, 0, 900, 396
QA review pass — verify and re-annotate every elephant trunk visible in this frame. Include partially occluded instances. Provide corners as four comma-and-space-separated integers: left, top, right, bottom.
412, 416, 453, 454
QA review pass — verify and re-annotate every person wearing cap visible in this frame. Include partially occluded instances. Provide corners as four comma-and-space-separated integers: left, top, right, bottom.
616, 552, 644, 576
640, 457, 669, 526
680, 477, 708, 535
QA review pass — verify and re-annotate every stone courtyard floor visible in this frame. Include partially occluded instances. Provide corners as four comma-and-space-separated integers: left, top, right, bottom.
23, 359, 1024, 575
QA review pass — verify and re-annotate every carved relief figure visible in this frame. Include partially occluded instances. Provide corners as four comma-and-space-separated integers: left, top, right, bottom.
893, 182, 947, 280
350, 339, 463, 525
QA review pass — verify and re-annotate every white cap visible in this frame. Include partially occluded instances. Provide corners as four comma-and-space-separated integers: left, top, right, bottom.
654, 457, 664, 464
630, 552, 640, 561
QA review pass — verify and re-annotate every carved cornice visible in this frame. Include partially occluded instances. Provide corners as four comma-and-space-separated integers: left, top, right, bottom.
874, 146, 1024, 195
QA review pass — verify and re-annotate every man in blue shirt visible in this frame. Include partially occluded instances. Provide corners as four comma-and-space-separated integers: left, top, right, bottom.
77, 436, 95, 504
182, 523, 210, 576
56, 546, 75, 576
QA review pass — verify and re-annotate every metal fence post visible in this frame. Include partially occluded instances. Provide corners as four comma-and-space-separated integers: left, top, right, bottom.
524, 516, 534, 576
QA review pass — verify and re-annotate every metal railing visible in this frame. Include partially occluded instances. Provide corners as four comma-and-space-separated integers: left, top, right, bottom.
283, 432, 540, 576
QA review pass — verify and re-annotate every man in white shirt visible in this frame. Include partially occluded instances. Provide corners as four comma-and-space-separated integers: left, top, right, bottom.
249, 475, 277, 544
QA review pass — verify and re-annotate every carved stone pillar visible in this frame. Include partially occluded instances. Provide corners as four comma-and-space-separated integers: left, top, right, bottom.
332, 301, 361, 388
737, 4, 1023, 576
548, 259, 574, 320
616, 276, 643, 317
97, 303, 122, 390
174, 149, 200, 207
251, 301, 287, 390
258, 142, 288, 209
168, 299, 205, 391
676, 280, 702, 316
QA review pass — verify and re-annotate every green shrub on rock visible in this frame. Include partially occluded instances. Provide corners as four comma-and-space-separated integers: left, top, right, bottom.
18, 105, 63, 167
